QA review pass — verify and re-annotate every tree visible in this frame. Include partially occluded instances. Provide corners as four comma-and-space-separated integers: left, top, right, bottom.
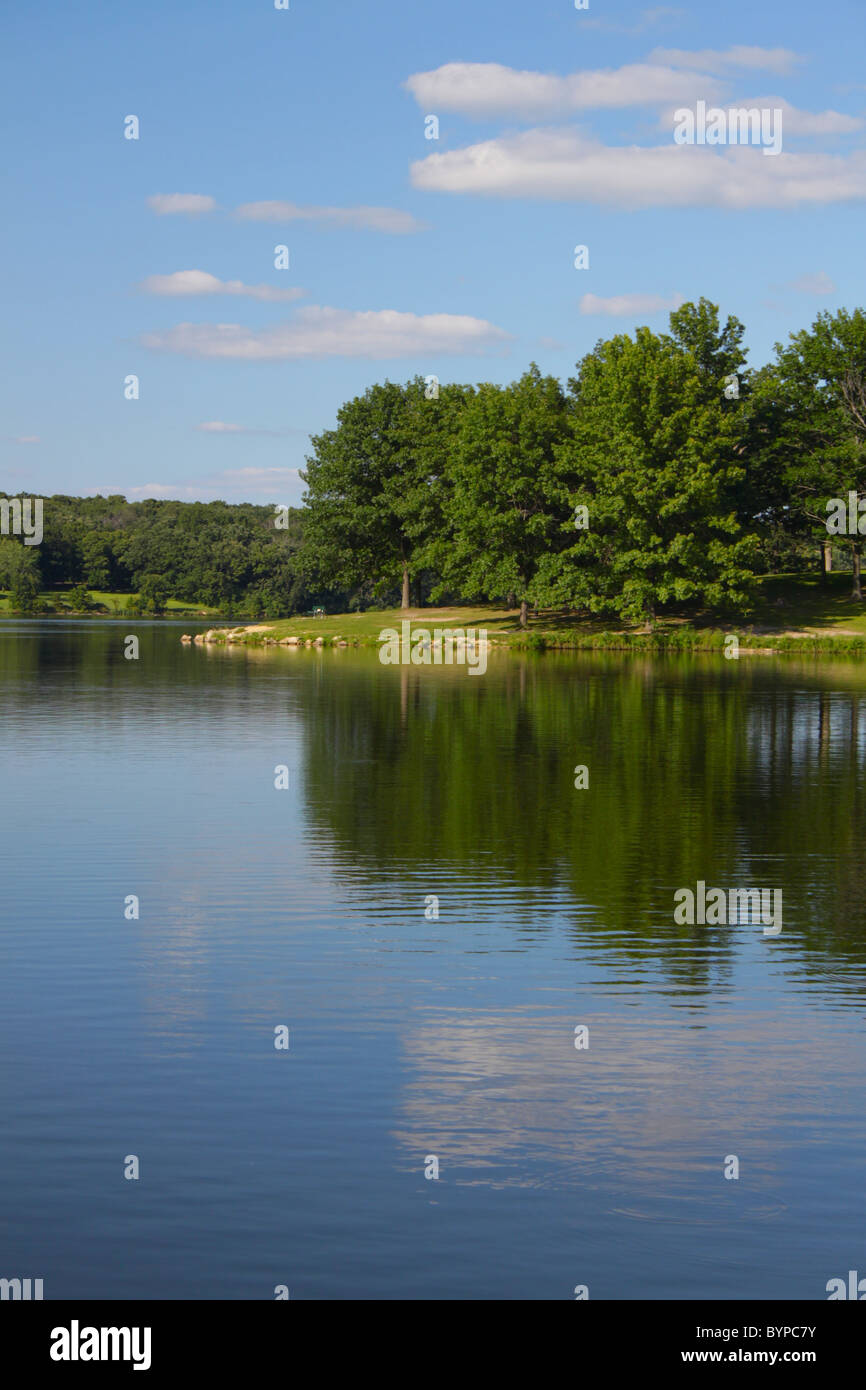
300, 378, 468, 611
79, 533, 113, 589
67, 583, 91, 611
139, 574, 169, 615
666, 300, 788, 569
435, 365, 571, 626
760, 308, 866, 598
665, 297, 748, 394
0, 538, 41, 610
540, 326, 759, 625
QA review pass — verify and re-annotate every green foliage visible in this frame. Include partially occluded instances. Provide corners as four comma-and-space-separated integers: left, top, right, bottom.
434, 365, 571, 624
138, 574, 169, 615
67, 583, 91, 611
0, 538, 42, 611
300, 377, 470, 609
751, 308, 866, 594
4, 299, 866, 627
8, 495, 314, 617
541, 319, 759, 624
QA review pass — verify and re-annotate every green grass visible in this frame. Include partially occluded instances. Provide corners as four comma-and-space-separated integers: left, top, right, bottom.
744, 572, 866, 635
86, 592, 219, 616
236, 605, 517, 644
0, 589, 220, 616
6, 573, 866, 652
197, 573, 866, 655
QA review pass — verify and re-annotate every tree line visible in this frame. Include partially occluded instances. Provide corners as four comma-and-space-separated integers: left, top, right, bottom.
2, 299, 865, 623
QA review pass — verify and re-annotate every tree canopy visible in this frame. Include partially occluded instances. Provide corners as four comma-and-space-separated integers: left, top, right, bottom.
3, 301, 865, 623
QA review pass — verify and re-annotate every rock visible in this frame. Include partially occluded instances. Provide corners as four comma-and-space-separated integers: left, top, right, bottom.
180, 634, 192, 644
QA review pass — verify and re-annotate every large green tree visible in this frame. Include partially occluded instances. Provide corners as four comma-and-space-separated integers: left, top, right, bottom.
434, 365, 572, 626
753, 308, 866, 597
300, 378, 468, 611
539, 323, 758, 624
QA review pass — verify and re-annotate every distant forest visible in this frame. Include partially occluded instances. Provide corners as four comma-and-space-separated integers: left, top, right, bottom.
2, 299, 865, 622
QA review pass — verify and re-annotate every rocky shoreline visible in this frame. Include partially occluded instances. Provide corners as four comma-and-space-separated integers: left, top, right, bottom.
182, 627, 355, 648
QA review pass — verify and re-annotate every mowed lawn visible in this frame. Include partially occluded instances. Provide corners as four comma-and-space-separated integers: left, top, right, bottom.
744, 572, 866, 635
251, 606, 517, 642
242, 573, 866, 644
4, 574, 866, 641
0, 590, 219, 616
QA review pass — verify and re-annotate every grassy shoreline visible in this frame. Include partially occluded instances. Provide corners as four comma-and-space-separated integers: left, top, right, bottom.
189, 625, 866, 654
0, 590, 220, 618
183, 574, 866, 656
6, 574, 866, 655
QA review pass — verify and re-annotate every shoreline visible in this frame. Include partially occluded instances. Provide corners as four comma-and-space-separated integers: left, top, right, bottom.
181, 623, 866, 657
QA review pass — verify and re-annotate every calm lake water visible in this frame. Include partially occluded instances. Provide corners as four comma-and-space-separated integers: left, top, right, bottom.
1, 619, 865, 1300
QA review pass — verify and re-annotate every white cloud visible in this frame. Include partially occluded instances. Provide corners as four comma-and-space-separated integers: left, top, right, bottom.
748, 99, 861, 136
787, 271, 837, 294
147, 193, 217, 216
139, 270, 305, 302
410, 129, 866, 208
234, 201, 425, 233
403, 61, 722, 118
657, 98, 863, 138
142, 306, 511, 360
196, 422, 250, 433
650, 46, 802, 75
11, 435, 41, 444
580, 291, 684, 316
125, 468, 303, 502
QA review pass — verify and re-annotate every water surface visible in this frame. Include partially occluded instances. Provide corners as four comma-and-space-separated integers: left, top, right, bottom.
1, 620, 865, 1299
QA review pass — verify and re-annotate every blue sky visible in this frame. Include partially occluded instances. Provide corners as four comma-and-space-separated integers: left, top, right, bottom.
2, 0, 863, 506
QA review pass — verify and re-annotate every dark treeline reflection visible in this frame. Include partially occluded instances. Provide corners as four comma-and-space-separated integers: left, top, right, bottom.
3, 623, 864, 999
297, 651, 866, 996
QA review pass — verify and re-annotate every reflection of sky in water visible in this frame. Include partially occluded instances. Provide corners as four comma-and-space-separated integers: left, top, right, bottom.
391, 1007, 861, 1208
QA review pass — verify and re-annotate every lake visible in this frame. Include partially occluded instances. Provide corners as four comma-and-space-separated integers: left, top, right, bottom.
1, 619, 865, 1300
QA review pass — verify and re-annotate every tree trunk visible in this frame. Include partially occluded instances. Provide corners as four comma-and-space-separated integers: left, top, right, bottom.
819, 690, 830, 764
401, 561, 410, 611
519, 599, 528, 628
821, 539, 833, 579
853, 544, 863, 600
